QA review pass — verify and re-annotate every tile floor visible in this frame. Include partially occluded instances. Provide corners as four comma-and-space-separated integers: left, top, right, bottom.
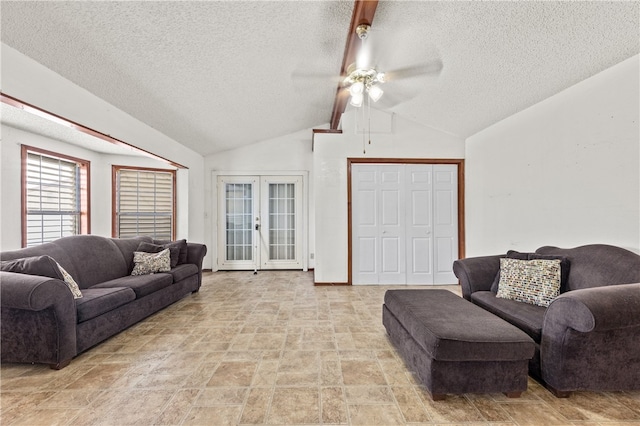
1, 271, 639, 425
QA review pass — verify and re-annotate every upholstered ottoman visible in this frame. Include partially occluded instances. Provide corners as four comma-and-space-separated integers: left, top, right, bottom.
383, 289, 535, 400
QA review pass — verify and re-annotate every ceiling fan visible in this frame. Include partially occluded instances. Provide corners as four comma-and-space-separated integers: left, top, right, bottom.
342, 24, 386, 108
341, 23, 443, 110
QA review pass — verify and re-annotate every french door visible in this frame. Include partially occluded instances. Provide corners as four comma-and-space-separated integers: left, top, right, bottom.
217, 175, 303, 270
351, 164, 458, 285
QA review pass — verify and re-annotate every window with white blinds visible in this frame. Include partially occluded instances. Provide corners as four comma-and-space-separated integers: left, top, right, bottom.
22, 146, 90, 247
114, 167, 175, 240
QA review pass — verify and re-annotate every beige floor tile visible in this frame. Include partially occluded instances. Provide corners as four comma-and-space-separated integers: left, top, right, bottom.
207, 361, 258, 387
154, 388, 200, 425
7, 408, 81, 426
182, 405, 243, 426
239, 387, 272, 424
499, 401, 569, 425
345, 386, 395, 404
196, 387, 248, 405
341, 360, 388, 386
348, 403, 406, 425
322, 386, 349, 424
70, 389, 174, 425
418, 393, 487, 423
267, 387, 320, 424
391, 386, 432, 423
38, 389, 104, 408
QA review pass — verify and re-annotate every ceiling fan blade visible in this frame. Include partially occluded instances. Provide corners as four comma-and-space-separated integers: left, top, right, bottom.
291, 69, 343, 84
384, 59, 443, 81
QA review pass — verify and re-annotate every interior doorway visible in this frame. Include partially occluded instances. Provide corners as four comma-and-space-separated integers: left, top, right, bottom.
217, 175, 304, 271
349, 159, 465, 285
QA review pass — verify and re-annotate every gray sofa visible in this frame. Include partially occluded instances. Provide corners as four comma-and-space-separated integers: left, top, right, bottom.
1, 235, 207, 369
453, 244, 640, 397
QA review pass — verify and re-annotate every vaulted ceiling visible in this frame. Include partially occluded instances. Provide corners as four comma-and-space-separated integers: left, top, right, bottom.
1, 1, 638, 157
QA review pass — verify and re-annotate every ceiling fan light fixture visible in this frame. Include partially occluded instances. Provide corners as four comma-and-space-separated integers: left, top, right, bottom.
368, 84, 384, 102
350, 93, 364, 107
349, 81, 364, 96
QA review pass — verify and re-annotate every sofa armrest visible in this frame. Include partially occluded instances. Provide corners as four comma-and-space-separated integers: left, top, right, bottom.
453, 255, 502, 300
545, 283, 640, 332
1, 271, 75, 311
185, 243, 207, 289
1, 271, 77, 368
541, 283, 640, 392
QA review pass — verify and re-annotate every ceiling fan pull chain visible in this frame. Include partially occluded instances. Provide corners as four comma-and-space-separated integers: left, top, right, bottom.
362, 98, 366, 154
368, 94, 372, 145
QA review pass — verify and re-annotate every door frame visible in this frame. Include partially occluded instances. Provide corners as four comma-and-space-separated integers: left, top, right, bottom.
347, 158, 465, 285
212, 170, 309, 272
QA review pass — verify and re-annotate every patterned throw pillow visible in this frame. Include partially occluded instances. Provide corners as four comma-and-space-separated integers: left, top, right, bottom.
131, 249, 171, 276
496, 258, 561, 307
55, 262, 83, 299
137, 242, 180, 268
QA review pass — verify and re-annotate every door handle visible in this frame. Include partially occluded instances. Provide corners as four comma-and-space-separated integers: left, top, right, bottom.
255, 224, 260, 231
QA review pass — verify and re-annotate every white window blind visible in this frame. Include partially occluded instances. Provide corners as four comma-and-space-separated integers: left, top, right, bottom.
115, 169, 174, 239
25, 151, 81, 247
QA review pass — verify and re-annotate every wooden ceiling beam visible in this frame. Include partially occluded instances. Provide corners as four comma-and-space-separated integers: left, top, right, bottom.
329, 0, 379, 130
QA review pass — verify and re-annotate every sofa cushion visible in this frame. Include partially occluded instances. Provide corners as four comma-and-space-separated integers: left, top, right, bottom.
49, 235, 129, 288
90, 273, 173, 299
471, 291, 546, 342
76, 287, 136, 323
131, 250, 171, 276
496, 258, 561, 307
536, 244, 640, 291
110, 236, 153, 273
168, 264, 198, 283
137, 242, 180, 268
153, 239, 188, 264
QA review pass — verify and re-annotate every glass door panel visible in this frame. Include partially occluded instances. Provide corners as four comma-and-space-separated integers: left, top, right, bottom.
268, 183, 295, 261
225, 183, 253, 261
260, 176, 302, 269
217, 176, 257, 270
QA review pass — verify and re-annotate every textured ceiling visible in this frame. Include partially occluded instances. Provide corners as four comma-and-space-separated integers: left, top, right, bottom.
1, 1, 638, 156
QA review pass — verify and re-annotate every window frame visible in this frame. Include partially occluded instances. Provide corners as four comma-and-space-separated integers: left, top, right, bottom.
21, 145, 91, 247
112, 165, 177, 240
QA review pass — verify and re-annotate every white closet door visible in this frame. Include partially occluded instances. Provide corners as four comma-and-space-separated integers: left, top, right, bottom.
352, 166, 379, 283
378, 166, 406, 284
406, 165, 434, 284
433, 166, 458, 284
352, 163, 458, 285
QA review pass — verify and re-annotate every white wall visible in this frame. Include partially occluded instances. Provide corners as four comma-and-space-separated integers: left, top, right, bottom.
314, 109, 466, 283
465, 55, 640, 256
1, 44, 207, 261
